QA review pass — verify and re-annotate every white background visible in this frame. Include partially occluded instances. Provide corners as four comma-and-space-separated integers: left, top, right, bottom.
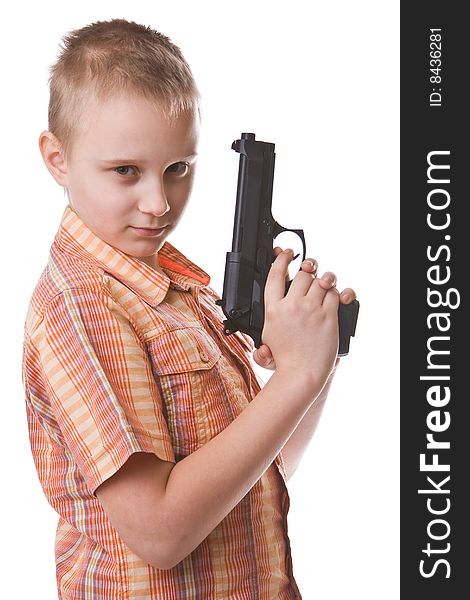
1, 1, 399, 597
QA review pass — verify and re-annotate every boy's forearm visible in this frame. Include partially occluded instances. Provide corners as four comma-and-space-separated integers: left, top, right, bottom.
160, 370, 321, 565
280, 370, 335, 481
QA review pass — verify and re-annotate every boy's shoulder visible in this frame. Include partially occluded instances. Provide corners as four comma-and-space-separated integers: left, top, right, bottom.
24, 205, 130, 334
24, 205, 214, 338
24, 238, 107, 334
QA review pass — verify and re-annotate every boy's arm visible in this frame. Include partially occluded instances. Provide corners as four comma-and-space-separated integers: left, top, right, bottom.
253, 254, 355, 481
96, 368, 321, 570
277, 368, 334, 480
96, 249, 342, 570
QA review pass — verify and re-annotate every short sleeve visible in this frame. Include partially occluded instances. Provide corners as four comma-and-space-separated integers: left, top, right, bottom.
33, 287, 175, 493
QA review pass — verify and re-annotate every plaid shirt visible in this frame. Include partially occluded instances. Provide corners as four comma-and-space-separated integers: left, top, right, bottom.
22, 205, 301, 599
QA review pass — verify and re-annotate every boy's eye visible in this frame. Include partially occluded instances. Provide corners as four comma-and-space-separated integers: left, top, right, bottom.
114, 165, 138, 177
113, 162, 191, 178
166, 161, 189, 176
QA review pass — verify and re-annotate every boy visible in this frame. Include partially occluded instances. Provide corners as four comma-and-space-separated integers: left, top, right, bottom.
22, 18, 356, 599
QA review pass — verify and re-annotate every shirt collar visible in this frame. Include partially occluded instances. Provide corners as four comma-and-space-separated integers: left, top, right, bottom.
54, 205, 211, 307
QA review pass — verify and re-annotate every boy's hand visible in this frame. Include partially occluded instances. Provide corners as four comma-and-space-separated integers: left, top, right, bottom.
253, 247, 356, 376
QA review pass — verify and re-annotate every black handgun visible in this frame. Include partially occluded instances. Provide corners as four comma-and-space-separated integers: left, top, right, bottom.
216, 132, 359, 357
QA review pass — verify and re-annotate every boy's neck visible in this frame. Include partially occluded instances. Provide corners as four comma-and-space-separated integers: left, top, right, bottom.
137, 254, 166, 277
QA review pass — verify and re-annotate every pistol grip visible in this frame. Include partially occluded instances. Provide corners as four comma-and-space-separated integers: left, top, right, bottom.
338, 300, 360, 356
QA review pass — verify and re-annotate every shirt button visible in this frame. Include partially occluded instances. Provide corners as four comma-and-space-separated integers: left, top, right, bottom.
199, 350, 209, 362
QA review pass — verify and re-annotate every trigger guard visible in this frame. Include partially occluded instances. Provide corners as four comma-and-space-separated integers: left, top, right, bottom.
272, 221, 306, 265
291, 228, 306, 264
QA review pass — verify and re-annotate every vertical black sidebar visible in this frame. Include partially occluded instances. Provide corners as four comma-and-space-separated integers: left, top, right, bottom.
401, 3, 468, 598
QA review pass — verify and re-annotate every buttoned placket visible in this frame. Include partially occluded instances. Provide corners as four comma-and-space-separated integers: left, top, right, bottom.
182, 285, 214, 364
191, 286, 258, 399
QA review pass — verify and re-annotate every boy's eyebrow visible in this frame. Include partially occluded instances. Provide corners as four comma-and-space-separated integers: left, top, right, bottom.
100, 153, 198, 164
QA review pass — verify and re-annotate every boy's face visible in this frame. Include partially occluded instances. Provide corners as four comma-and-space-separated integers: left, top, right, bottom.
49, 93, 199, 271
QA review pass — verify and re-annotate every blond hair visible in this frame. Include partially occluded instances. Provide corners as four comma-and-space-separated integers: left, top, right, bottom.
47, 18, 201, 160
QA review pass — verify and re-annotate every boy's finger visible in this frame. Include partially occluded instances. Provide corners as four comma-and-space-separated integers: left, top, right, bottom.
285, 269, 315, 296
272, 246, 290, 282
300, 258, 318, 274
305, 271, 336, 303
316, 271, 337, 290
322, 285, 340, 309
253, 344, 275, 370
265, 248, 295, 303
339, 287, 356, 304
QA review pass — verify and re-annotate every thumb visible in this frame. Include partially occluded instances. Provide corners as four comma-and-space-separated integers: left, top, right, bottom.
253, 344, 276, 370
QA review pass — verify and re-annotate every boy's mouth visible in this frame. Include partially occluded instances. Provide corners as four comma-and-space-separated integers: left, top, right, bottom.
131, 225, 169, 237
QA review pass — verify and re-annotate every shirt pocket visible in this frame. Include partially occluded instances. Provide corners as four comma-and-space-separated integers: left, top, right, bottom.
147, 326, 222, 458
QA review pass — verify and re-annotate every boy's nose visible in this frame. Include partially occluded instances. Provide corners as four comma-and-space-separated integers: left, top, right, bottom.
138, 179, 170, 217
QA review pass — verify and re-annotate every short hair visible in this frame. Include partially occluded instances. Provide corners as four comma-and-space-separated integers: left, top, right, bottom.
47, 18, 201, 160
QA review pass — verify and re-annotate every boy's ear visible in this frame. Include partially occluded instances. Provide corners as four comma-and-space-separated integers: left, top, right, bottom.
39, 131, 68, 186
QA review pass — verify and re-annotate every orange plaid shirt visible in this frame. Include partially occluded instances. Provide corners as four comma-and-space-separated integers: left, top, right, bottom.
22, 205, 302, 599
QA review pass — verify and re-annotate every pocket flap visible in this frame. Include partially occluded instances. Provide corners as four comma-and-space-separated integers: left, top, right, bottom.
149, 326, 221, 375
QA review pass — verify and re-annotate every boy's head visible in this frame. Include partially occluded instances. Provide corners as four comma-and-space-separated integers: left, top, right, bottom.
40, 19, 201, 271
47, 18, 200, 163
